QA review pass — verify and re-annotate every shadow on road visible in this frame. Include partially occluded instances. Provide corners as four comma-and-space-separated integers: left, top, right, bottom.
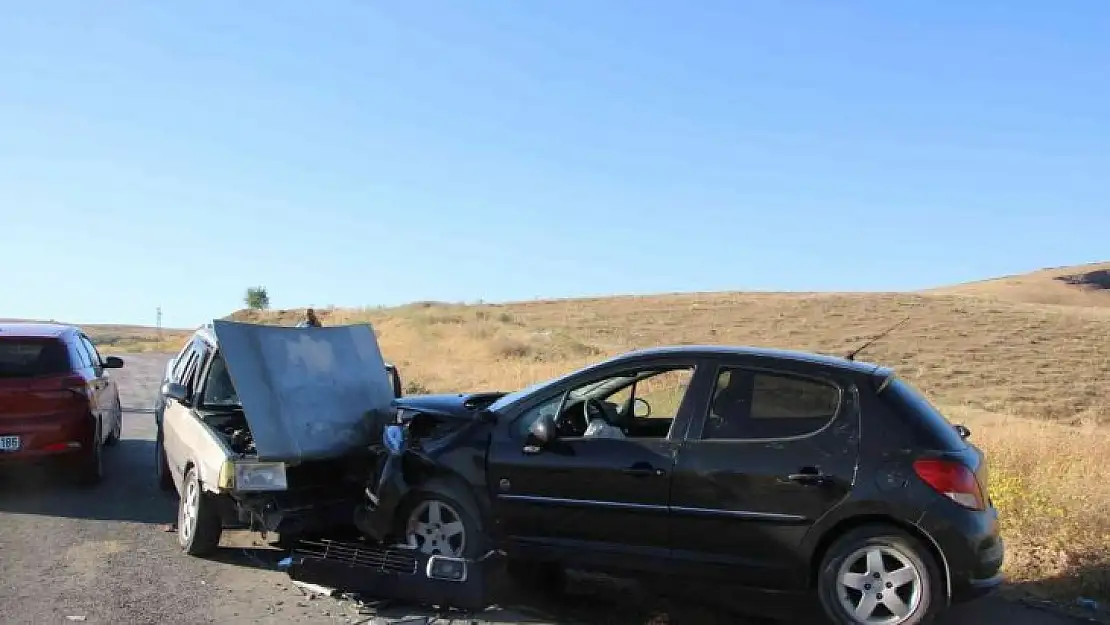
1004, 561, 1110, 622
0, 438, 176, 525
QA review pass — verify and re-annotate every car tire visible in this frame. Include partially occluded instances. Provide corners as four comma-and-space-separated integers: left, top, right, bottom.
396, 478, 488, 560
817, 524, 945, 625
177, 465, 223, 556
105, 398, 123, 447
155, 431, 174, 492
74, 427, 104, 488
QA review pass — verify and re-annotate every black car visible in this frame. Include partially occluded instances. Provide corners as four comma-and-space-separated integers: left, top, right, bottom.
362, 345, 1003, 625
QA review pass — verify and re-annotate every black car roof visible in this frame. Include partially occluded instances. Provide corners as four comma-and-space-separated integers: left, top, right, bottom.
608, 344, 884, 375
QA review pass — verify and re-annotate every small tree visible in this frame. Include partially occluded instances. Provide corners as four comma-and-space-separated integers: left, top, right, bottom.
244, 286, 270, 310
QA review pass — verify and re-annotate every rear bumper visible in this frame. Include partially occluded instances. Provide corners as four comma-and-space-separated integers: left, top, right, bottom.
0, 442, 90, 466
918, 503, 1005, 603
0, 412, 95, 465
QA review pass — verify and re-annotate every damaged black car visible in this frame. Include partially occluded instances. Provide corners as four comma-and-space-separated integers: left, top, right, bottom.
359, 345, 1004, 625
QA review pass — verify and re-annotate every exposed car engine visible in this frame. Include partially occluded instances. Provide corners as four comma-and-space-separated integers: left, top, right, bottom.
202, 411, 256, 456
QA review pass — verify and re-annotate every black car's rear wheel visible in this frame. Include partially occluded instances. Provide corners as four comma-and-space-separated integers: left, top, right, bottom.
817, 525, 944, 625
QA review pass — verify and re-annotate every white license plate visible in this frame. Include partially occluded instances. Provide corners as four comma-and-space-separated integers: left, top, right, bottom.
0, 435, 21, 451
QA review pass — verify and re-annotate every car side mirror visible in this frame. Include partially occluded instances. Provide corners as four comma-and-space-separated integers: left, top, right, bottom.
161, 382, 190, 405
524, 412, 557, 453
103, 356, 125, 369
954, 424, 971, 440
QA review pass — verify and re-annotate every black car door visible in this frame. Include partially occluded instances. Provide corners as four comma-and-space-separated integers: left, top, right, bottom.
486, 358, 706, 573
668, 357, 860, 590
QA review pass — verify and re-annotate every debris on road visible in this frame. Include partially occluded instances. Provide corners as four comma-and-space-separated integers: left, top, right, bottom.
64, 617, 87, 622
293, 580, 337, 598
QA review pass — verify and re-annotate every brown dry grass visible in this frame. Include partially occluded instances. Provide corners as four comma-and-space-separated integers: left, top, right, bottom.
928, 261, 1110, 308
92, 264, 1110, 602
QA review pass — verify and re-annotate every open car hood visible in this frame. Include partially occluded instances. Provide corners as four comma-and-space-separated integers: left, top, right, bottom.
212, 319, 395, 464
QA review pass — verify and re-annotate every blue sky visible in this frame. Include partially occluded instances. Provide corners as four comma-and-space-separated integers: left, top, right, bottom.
3, 1, 1108, 328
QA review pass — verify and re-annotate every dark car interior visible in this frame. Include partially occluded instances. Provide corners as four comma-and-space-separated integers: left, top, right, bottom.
551, 369, 684, 439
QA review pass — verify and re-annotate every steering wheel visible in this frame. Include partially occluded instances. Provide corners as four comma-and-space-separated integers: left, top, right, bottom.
581, 398, 608, 431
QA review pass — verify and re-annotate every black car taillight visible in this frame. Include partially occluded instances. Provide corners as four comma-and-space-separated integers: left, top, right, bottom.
912, 458, 986, 511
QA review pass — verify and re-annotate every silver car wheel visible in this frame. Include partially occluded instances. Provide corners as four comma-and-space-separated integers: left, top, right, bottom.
836, 544, 924, 624
405, 499, 466, 557
180, 478, 198, 544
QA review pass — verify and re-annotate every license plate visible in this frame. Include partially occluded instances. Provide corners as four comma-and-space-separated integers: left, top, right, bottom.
0, 435, 21, 451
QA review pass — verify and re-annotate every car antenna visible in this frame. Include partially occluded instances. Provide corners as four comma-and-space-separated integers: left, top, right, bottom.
845, 316, 910, 361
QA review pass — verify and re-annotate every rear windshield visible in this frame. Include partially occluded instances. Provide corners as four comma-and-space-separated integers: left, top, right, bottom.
881, 377, 967, 451
0, 338, 72, 378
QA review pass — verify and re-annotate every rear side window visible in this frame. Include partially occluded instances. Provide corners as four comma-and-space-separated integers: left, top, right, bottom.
702, 368, 841, 440
0, 339, 72, 378
880, 378, 967, 451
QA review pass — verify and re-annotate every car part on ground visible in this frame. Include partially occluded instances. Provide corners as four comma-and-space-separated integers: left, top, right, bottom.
286, 538, 497, 612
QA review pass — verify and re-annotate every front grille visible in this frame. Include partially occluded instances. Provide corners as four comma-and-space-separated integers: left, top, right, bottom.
292, 539, 419, 576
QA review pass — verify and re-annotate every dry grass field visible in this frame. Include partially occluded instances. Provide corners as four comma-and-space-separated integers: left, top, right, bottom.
83, 262, 1110, 603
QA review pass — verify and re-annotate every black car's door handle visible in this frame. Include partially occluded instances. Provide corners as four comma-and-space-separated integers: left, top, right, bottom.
785, 467, 832, 486
623, 462, 666, 477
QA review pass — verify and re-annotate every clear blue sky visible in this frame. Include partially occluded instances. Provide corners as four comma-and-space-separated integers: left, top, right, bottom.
3, 1, 1107, 328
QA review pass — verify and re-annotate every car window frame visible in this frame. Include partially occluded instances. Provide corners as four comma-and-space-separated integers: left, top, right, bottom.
688, 360, 846, 443
68, 335, 93, 370
178, 340, 212, 399
195, 348, 238, 410
504, 358, 705, 443
170, 339, 196, 383
78, 334, 103, 372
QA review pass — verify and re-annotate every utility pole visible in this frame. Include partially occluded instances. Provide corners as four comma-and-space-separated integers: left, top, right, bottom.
156, 306, 162, 338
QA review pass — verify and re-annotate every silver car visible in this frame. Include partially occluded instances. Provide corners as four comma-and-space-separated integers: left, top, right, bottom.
153, 320, 400, 555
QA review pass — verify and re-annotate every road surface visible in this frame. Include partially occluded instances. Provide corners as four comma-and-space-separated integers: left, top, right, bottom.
0, 353, 1085, 624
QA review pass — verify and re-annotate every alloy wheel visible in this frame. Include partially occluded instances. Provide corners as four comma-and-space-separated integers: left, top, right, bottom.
180, 478, 199, 545
835, 544, 924, 624
405, 499, 466, 557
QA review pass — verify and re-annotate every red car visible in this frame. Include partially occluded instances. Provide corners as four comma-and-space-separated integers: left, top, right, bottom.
0, 322, 124, 485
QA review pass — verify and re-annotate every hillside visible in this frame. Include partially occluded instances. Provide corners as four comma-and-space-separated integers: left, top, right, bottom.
230, 286, 1110, 426
927, 261, 1110, 308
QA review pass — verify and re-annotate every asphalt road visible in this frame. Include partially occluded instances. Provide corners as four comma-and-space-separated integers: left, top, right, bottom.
0, 353, 1084, 625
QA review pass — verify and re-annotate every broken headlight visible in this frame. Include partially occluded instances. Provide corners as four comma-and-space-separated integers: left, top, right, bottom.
220, 461, 288, 492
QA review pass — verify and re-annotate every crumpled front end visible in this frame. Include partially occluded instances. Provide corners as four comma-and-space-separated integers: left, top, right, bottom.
352, 407, 490, 543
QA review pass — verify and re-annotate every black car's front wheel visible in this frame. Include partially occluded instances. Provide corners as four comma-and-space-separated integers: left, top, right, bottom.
397, 479, 487, 559
817, 524, 944, 625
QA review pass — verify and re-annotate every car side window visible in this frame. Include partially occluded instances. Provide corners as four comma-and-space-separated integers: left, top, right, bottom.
178, 345, 209, 397
170, 343, 195, 383
512, 395, 563, 439
701, 367, 841, 440
80, 336, 103, 368
70, 337, 93, 369
544, 366, 695, 440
